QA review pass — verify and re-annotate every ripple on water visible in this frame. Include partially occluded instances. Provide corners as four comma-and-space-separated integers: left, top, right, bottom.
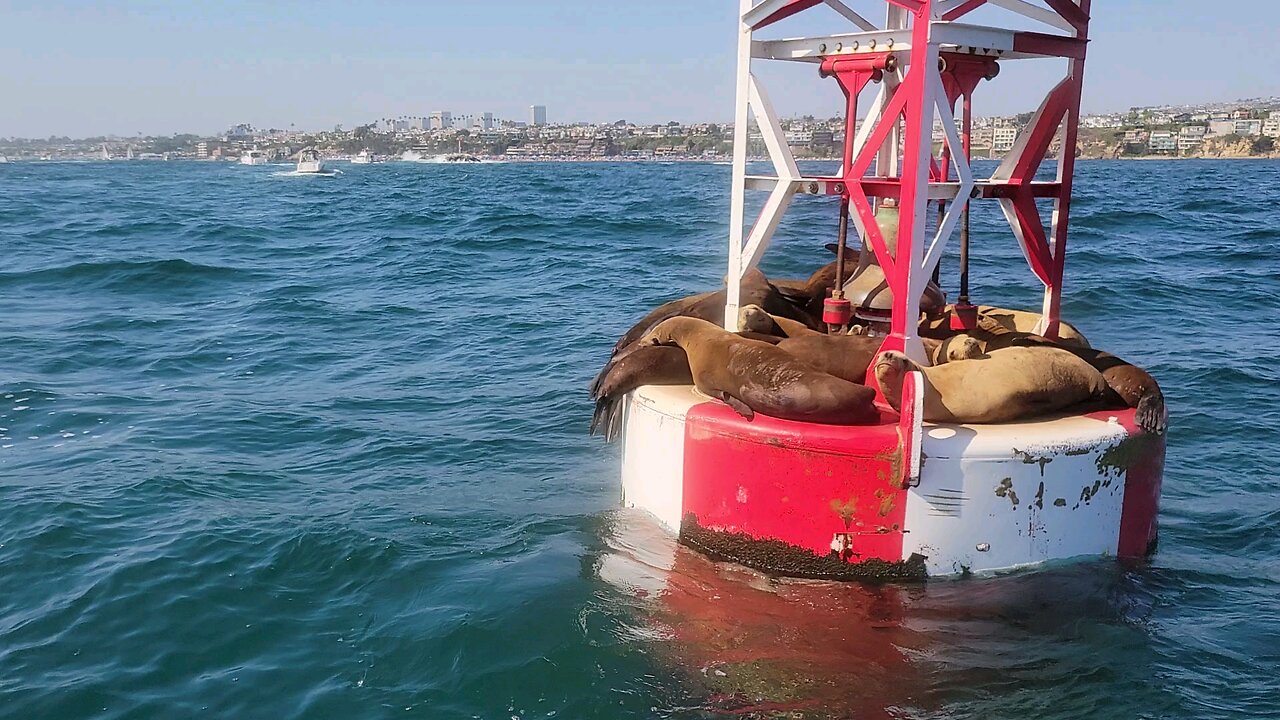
0, 159, 1278, 718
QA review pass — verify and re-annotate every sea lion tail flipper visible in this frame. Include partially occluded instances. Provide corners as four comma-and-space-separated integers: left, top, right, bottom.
718, 392, 755, 420
590, 396, 627, 442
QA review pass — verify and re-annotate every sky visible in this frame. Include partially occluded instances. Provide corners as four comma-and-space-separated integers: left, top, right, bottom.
2, 0, 1278, 138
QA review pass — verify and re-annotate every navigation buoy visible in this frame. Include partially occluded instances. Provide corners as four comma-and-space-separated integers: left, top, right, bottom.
615, 0, 1165, 579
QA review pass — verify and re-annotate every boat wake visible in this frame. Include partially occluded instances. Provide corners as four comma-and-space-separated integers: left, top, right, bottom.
271, 169, 343, 178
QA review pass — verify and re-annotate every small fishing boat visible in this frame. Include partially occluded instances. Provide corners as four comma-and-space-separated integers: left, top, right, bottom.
351, 149, 375, 164
240, 149, 268, 166
295, 149, 326, 174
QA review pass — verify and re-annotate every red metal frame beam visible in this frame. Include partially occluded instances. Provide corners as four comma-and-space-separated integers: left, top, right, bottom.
1043, 0, 1090, 33
751, 0, 824, 29
1012, 32, 1087, 59
941, 0, 987, 21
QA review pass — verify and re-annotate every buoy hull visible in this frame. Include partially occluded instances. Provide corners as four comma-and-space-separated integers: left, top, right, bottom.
620, 385, 1164, 579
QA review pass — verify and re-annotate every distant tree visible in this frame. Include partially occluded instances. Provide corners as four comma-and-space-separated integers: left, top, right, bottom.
1252, 136, 1275, 154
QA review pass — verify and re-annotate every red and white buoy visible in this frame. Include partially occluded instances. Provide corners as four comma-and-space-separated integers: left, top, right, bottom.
618, 0, 1164, 578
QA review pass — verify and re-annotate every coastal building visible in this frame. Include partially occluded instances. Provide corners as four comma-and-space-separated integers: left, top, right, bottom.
1233, 119, 1262, 136
785, 129, 813, 145
1178, 125, 1206, 152
530, 105, 547, 127
1207, 120, 1236, 136
1123, 129, 1148, 144
477, 112, 495, 130
992, 126, 1019, 154
1148, 131, 1176, 153
196, 142, 209, 160
1264, 112, 1280, 138
429, 112, 453, 130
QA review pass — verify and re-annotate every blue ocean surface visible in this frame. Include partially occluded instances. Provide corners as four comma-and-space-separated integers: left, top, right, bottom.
0, 159, 1276, 719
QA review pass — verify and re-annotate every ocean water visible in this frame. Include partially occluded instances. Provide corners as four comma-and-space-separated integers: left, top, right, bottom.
0, 158, 1276, 719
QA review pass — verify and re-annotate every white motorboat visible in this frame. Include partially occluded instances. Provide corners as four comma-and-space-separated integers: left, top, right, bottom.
351, 149, 375, 164
295, 149, 326, 174
240, 149, 268, 166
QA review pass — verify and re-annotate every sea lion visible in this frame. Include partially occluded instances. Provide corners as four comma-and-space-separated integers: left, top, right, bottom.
738, 304, 822, 338
977, 306, 1091, 347
609, 268, 817, 358
921, 305, 1091, 348
590, 345, 693, 441
590, 330, 786, 441
874, 347, 1108, 424
772, 334, 982, 385
641, 317, 879, 425
936, 330, 1166, 433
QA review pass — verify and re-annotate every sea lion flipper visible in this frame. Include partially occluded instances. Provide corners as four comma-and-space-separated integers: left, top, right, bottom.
718, 392, 755, 420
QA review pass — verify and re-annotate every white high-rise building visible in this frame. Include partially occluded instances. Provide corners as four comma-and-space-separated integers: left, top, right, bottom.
477, 112, 495, 130
530, 105, 547, 127
430, 111, 453, 130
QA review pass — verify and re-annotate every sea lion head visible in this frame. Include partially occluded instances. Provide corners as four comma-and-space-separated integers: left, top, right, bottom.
936, 335, 983, 364
873, 351, 917, 405
737, 305, 779, 336
640, 316, 718, 347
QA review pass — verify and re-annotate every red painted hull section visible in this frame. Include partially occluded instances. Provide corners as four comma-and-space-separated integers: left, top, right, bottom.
682, 401, 908, 564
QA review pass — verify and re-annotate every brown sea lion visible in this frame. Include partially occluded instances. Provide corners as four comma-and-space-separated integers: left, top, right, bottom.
936, 330, 1166, 434
775, 334, 881, 385
590, 331, 786, 441
609, 268, 817, 358
874, 347, 1108, 424
590, 345, 692, 441
641, 317, 879, 425
772, 334, 982, 385
921, 305, 1091, 348
738, 304, 822, 338
977, 306, 1091, 347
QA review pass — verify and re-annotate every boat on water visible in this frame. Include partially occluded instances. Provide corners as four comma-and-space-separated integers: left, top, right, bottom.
0, 155, 9, 164
125, 145, 135, 160
101, 144, 111, 161
351, 149, 376, 164
295, 149, 326, 174
239, 149, 268, 166
439, 153, 483, 163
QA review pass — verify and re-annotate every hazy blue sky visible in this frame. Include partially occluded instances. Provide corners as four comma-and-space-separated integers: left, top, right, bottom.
2, 0, 1277, 137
